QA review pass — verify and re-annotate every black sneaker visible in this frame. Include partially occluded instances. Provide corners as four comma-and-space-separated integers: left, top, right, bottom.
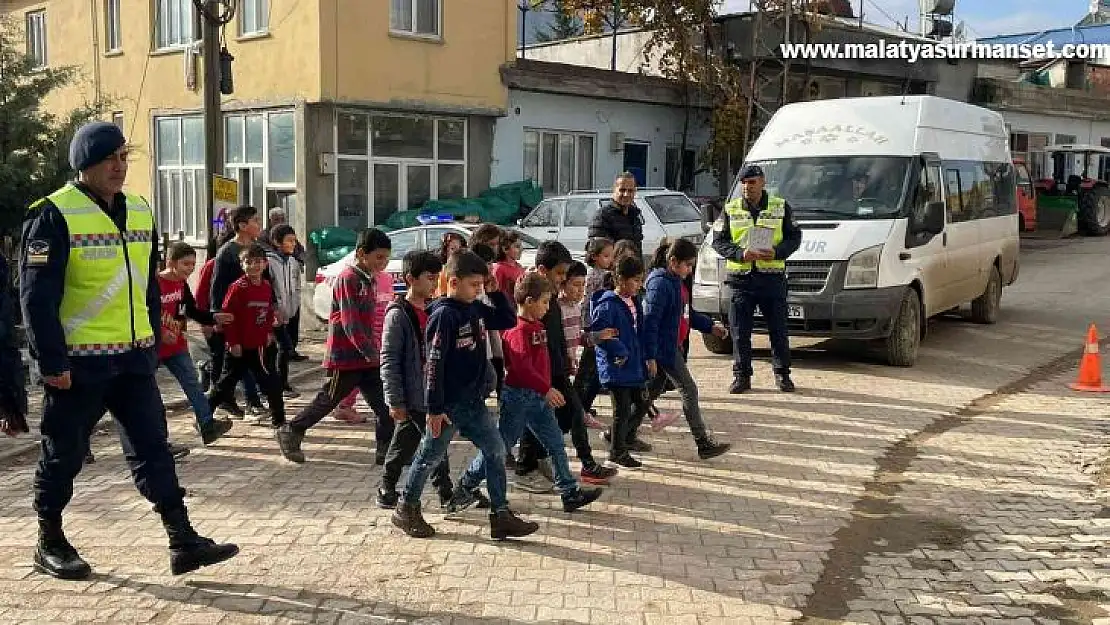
730, 375, 752, 394
84, 450, 95, 465
275, 425, 305, 463
442, 486, 480, 513
608, 453, 642, 469
580, 463, 618, 485
290, 351, 310, 362
199, 420, 233, 445
218, 401, 246, 420
628, 438, 652, 453
376, 488, 399, 509
169, 442, 191, 460
489, 509, 539, 540
562, 487, 603, 513
697, 438, 731, 460
776, 374, 796, 393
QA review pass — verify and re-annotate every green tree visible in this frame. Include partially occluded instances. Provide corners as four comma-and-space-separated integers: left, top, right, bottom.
561, 0, 746, 182
534, 1, 586, 42
0, 18, 102, 235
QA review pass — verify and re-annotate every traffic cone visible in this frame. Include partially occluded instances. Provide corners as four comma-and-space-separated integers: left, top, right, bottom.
1069, 324, 1110, 392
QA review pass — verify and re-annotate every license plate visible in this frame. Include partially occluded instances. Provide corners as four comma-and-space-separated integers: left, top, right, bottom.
754, 305, 805, 319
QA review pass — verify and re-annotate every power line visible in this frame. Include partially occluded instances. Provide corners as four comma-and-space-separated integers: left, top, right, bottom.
864, 0, 907, 31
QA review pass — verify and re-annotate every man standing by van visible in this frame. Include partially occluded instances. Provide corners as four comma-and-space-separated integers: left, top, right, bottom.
712, 165, 802, 394
588, 172, 643, 254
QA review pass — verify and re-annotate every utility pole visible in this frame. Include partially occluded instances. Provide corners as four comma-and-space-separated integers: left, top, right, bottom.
610, 0, 620, 70
202, 0, 224, 258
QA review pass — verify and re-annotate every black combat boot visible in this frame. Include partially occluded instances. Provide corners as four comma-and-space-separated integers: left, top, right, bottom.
33, 517, 91, 580
489, 509, 539, 540
392, 502, 435, 538
730, 375, 751, 394
158, 504, 239, 575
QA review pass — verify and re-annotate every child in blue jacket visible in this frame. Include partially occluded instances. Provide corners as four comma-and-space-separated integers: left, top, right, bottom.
591, 254, 651, 468
642, 238, 732, 461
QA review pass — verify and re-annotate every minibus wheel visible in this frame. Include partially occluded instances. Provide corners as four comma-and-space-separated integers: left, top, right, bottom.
970, 265, 1002, 324
884, 289, 921, 367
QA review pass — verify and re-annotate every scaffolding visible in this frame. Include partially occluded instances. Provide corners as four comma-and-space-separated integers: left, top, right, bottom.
739, 0, 813, 158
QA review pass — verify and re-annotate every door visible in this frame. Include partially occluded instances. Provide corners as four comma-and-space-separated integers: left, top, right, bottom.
560, 198, 602, 253
942, 165, 982, 306
519, 198, 563, 240
905, 160, 950, 316
623, 142, 649, 186
1015, 162, 1036, 231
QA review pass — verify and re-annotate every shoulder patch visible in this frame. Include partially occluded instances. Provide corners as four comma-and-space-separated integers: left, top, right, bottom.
25, 239, 50, 266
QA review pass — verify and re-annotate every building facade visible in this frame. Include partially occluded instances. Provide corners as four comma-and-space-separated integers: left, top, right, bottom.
7, 0, 516, 258
494, 60, 718, 198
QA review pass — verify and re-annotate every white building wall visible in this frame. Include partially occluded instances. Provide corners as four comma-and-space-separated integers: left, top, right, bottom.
521, 31, 665, 76
1001, 110, 1110, 145
492, 89, 718, 196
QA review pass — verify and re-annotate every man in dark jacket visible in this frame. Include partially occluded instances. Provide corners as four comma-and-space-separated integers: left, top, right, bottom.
587, 172, 643, 253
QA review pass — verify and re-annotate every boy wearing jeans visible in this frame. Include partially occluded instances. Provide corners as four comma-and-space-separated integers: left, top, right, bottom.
393, 250, 538, 540
205, 244, 286, 429
158, 242, 234, 445
276, 229, 393, 463
376, 251, 487, 512
516, 242, 617, 489
457, 272, 602, 513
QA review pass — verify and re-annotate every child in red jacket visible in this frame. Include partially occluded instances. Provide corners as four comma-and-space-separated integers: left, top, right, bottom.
205, 243, 285, 428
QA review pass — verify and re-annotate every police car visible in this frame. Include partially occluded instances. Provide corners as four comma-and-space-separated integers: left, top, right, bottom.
311, 216, 562, 322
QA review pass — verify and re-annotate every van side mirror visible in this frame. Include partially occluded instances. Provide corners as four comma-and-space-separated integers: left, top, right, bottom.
919, 201, 945, 234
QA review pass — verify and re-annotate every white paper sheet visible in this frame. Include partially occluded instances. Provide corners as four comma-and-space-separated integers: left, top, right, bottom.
747, 225, 774, 252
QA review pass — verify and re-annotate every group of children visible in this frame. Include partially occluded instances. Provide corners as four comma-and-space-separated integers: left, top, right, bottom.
145, 203, 734, 541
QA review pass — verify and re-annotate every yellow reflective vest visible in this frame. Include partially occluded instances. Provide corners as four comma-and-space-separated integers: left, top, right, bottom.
723, 195, 787, 274
44, 184, 155, 356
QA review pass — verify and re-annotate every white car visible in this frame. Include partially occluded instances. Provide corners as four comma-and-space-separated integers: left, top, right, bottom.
312, 222, 565, 322
516, 188, 706, 256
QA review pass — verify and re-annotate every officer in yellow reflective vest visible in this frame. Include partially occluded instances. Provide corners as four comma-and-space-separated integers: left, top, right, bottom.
711, 165, 802, 394
19, 121, 238, 580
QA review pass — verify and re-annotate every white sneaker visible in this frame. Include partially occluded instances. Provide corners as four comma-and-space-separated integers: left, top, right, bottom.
513, 470, 555, 494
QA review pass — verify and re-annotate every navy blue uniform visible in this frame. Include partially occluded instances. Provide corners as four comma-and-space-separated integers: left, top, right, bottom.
711, 191, 802, 377
0, 255, 27, 423
21, 183, 184, 520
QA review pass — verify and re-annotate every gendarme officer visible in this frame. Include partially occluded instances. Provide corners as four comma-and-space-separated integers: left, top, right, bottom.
711, 165, 802, 394
20, 121, 238, 579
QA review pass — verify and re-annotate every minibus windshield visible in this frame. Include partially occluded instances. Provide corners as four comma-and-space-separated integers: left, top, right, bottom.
735, 156, 913, 220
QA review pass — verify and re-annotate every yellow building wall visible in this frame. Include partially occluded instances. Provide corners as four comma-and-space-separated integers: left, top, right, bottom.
320, 0, 517, 113
4, 0, 322, 202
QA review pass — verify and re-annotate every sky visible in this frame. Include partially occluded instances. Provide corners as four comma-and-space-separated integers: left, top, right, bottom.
718, 0, 1097, 39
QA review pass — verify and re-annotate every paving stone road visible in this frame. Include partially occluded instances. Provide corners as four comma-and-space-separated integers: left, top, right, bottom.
0, 237, 1108, 624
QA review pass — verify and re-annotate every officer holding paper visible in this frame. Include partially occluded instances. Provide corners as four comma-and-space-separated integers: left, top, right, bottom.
711, 164, 802, 394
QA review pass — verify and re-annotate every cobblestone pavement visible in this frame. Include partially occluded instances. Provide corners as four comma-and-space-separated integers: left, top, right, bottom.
0, 237, 1109, 624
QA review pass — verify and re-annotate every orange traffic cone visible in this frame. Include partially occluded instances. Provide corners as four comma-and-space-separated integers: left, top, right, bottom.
1069, 324, 1110, 392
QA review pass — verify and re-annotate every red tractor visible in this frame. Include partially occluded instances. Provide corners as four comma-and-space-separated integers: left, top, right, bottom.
1032, 144, 1110, 237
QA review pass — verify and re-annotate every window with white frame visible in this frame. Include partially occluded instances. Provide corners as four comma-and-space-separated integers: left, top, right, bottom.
523, 129, 595, 195
390, 0, 441, 37
155, 0, 198, 49
224, 109, 296, 228
155, 116, 206, 239
105, 0, 121, 51
335, 112, 465, 229
25, 11, 46, 68
111, 111, 124, 129
239, 0, 269, 36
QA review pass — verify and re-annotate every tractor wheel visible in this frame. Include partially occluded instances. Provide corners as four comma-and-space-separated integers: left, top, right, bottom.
1078, 187, 1110, 236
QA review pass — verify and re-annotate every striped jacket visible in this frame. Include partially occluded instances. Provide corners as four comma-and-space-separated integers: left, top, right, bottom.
323, 265, 380, 370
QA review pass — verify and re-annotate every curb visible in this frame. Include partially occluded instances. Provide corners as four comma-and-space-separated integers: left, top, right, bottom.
0, 363, 326, 464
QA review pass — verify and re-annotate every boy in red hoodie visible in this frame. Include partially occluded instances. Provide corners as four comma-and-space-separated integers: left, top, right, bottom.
205, 243, 285, 428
